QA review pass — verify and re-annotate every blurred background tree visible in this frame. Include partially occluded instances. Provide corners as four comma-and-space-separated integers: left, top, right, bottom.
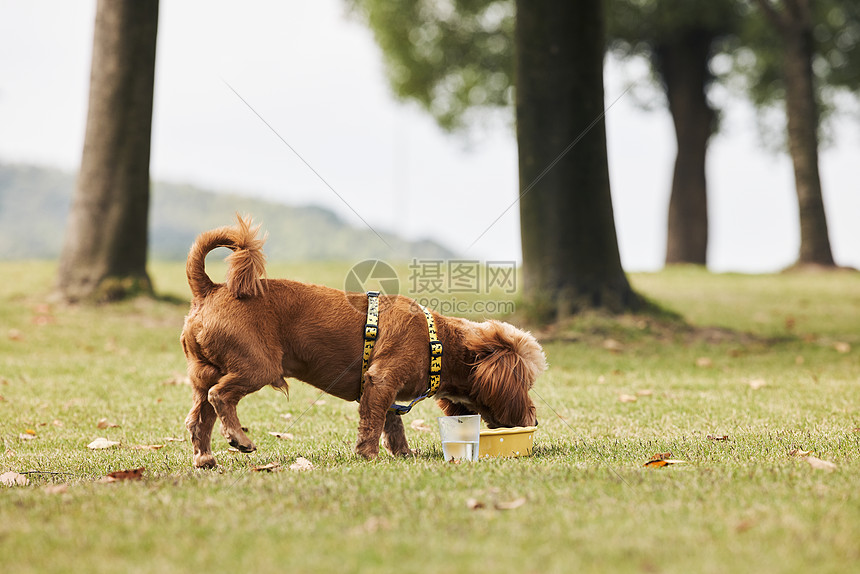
516, 0, 639, 317
351, 0, 860, 275
737, 0, 860, 268
57, 0, 159, 302
607, 0, 741, 266
351, 0, 640, 319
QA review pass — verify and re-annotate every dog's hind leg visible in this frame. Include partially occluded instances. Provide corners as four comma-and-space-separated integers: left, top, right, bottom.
207, 371, 273, 453
355, 364, 397, 459
382, 412, 413, 457
185, 361, 221, 468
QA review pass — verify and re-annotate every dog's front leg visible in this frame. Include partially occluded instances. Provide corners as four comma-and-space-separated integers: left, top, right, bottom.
382, 412, 414, 457
356, 365, 400, 459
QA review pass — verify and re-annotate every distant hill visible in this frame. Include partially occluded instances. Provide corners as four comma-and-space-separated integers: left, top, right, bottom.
0, 163, 456, 261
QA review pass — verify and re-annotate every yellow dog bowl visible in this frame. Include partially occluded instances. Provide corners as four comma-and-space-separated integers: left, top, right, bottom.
479, 426, 537, 458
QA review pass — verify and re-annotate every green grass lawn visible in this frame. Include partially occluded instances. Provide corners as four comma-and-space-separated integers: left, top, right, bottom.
1, 261, 858, 573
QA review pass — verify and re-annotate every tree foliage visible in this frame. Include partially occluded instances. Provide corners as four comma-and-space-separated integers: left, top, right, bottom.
349, 0, 514, 130
734, 0, 860, 129
607, 0, 741, 59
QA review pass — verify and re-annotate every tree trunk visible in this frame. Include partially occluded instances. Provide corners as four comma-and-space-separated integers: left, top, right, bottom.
782, 16, 835, 266
57, 0, 159, 302
753, 0, 835, 267
516, 0, 639, 321
655, 31, 715, 266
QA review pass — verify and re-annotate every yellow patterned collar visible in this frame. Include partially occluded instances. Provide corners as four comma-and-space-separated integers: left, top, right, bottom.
359, 291, 380, 396
358, 291, 442, 415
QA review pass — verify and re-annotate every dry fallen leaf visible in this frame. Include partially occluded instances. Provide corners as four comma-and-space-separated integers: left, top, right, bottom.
466, 497, 485, 510
788, 448, 812, 457
354, 516, 391, 534
251, 462, 281, 472
618, 394, 638, 403
268, 432, 294, 440
603, 339, 624, 353
748, 378, 767, 390
644, 459, 686, 468
163, 437, 185, 442
735, 519, 756, 533
132, 444, 165, 451
87, 437, 120, 450
795, 355, 805, 365
410, 419, 433, 432
97, 418, 119, 429
651, 451, 672, 461
44, 483, 69, 494
494, 497, 527, 511
162, 373, 191, 386
1, 471, 29, 486
803, 456, 837, 472
636, 389, 653, 397
696, 357, 713, 368
597, 375, 606, 384
834, 341, 851, 354
289, 457, 314, 471
707, 434, 730, 441
8, 329, 23, 341
280, 413, 294, 422
18, 433, 36, 441
99, 467, 145, 483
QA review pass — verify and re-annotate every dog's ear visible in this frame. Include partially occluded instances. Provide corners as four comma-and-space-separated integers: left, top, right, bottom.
464, 321, 546, 427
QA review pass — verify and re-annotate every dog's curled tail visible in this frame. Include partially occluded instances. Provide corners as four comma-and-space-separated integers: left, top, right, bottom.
465, 320, 547, 393
186, 215, 268, 300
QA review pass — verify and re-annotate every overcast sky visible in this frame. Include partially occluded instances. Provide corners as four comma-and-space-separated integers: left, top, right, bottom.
1, 0, 858, 271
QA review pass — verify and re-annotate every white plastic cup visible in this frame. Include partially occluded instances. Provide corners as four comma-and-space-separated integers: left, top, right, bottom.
437, 415, 481, 462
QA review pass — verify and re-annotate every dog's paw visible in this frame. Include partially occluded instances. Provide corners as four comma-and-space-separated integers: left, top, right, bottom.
355, 445, 379, 460
194, 453, 218, 469
228, 438, 257, 453
385, 446, 416, 458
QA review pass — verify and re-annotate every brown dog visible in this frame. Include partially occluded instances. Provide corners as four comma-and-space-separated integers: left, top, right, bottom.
181, 216, 546, 468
